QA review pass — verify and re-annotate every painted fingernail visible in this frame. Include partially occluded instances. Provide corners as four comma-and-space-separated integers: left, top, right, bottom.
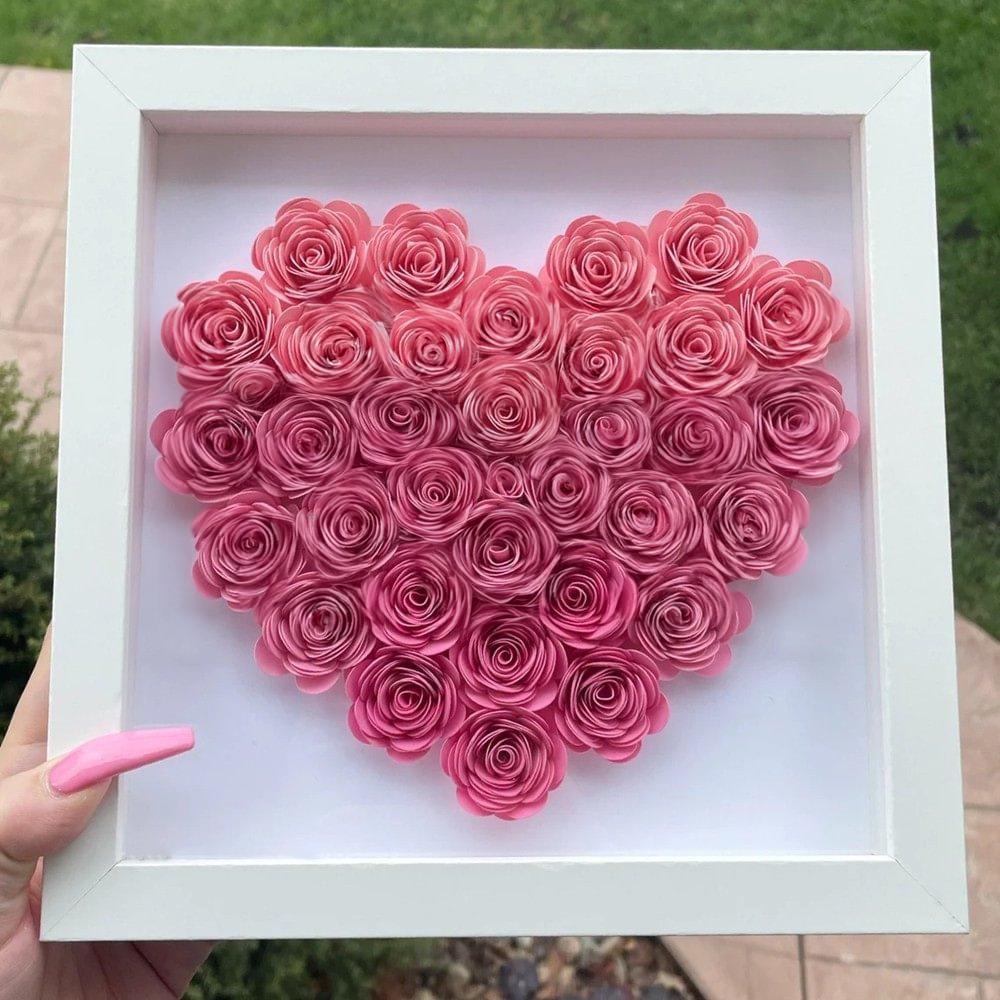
48, 727, 195, 795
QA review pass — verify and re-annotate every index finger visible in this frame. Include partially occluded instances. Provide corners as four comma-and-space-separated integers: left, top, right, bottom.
0, 627, 52, 779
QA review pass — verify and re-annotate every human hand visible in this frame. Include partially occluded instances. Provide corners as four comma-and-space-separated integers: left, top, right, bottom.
0, 630, 211, 998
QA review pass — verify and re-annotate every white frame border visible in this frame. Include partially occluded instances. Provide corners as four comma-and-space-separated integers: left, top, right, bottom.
43, 46, 966, 940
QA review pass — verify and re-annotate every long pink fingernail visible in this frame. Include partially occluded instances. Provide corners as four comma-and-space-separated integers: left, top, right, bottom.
48, 727, 195, 795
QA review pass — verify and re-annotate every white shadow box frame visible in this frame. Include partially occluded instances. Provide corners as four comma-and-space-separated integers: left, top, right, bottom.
43, 46, 966, 941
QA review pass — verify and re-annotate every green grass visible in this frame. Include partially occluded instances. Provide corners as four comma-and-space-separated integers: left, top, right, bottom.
1, 0, 997, 639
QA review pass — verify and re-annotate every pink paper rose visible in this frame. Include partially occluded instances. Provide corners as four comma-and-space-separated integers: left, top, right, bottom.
224, 362, 285, 408
369, 204, 485, 309
385, 305, 476, 394
453, 605, 567, 711
560, 311, 646, 401
296, 469, 398, 580
599, 471, 701, 574
458, 358, 560, 455
362, 543, 471, 655
256, 393, 356, 498
346, 650, 465, 762
747, 367, 860, 484
562, 395, 652, 472
554, 647, 668, 762
648, 192, 758, 296
539, 540, 637, 650
452, 499, 558, 602
351, 377, 459, 466
151, 390, 259, 502
251, 197, 372, 304
161, 271, 279, 390
441, 708, 567, 820
700, 471, 810, 580
738, 256, 850, 368
191, 489, 303, 611
542, 215, 654, 315
645, 294, 756, 397
649, 395, 753, 484
525, 437, 611, 537
484, 459, 528, 500
462, 266, 558, 361
253, 573, 373, 693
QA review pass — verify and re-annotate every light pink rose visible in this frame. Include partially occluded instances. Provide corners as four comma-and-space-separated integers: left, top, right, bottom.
191, 489, 303, 611
560, 311, 646, 401
630, 561, 753, 678
256, 393, 356, 498
362, 543, 472, 655
700, 471, 810, 580
151, 390, 259, 502
351, 377, 459, 466
462, 266, 559, 361
296, 469, 398, 580
251, 197, 372, 304
253, 573, 373, 693
453, 605, 567, 711
452, 499, 559, 602
542, 215, 654, 315
368, 204, 485, 309
388, 446, 485, 542
649, 395, 753, 484
747, 367, 860, 484
484, 459, 528, 500
599, 471, 701, 574
539, 540, 637, 650
441, 708, 567, 820
554, 647, 668, 762
224, 362, 285, 408
385, 305, 476, 395
645, 294, 756, 396
458, 358, 560, 455
738, 256, 850, 368
272, 296, 388, 395
525, 437, 611, 537
648, 192, 758, 296
346, 650, 465, 762
161, 271, 279, 390
562, 395, 652, 472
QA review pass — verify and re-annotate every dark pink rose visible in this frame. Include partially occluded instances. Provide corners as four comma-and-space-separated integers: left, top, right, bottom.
351, 377, 459, 466
747, 367, 860, 484
368, 204, 485, 309
452, 499, 558, 601
346, 650, 465, 762
161, 271, 279, 390
462, 266, 559, 361
542, 215, 654, 315
554, 647, 668, 762
453, 605, 567, 711
191, 490, 303, 611
599, 471, 701, 574
296, 470, 398, 580
272, 296, 388, 395
562, 395, 652, 472
441, 708, 567, 820
645, 294, 756, 397
648, 192, 758, 296
700, 471, 810, 580
151, 390, 259, 502
362, 543, 471, 655
253, 573, 373, 693
630, 561, 753, 677
525, 437, 611, 537
224, 362, 285, 408
739, 256, 850, 368
649, 395, 753, 484
539, 541, 637, 650
256, 393, 356, 498
560, 311, 646, 401
458, 358, 560, 455
388, 446, 485, 542
386, 305, 475, 394
251, 198, 372, 304
484, 459, 528, 500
